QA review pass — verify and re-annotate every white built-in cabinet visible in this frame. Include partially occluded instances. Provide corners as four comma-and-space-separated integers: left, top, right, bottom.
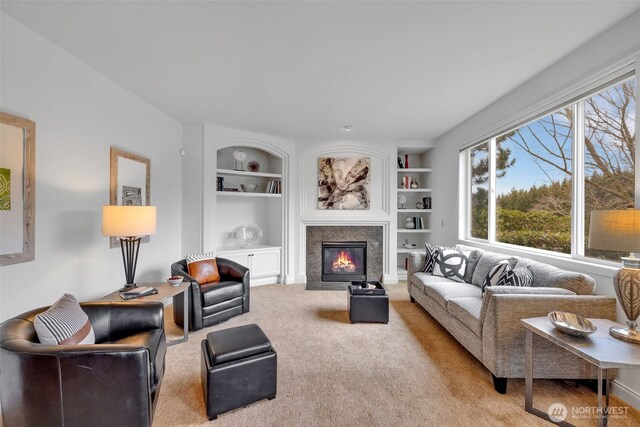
215, 146, 283, 285
216, 246, 281, 285
396, 148, 432, 280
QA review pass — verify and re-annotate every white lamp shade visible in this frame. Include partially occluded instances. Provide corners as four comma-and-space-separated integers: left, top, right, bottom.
588, 209, 640, 252
102, 205, 156, 237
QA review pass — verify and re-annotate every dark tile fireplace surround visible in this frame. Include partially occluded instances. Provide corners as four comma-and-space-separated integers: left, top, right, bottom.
306, 226, 383, 285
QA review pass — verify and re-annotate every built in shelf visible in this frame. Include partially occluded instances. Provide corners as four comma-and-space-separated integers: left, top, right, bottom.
397, 168, 433, 173
397, 229, 432, 233
397, 247, 423, 253
216, 168, 283, 179
216, 191, 282, 198
397, 209, 432, 213
216, 244, 281, 252
397, 188, 432, 193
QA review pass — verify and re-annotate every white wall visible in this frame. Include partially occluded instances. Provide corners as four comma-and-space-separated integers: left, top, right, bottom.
0, 13, 183, 319
431, 10, 640, 407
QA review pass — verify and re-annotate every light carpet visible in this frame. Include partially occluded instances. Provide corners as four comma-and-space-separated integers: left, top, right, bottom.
154, 283, 640, 426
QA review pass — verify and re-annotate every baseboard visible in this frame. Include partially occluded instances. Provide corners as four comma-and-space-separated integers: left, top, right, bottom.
251, 276, 279, 286
295, 275, 307, 284
611, 379, 640, 410
382, 274, 399, 284
282, 274, 297, 284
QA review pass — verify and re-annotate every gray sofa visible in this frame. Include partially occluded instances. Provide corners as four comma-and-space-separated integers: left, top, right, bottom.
407, 244, 617, 393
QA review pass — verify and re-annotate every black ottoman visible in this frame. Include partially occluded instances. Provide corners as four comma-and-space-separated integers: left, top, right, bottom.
201, 324, 277, 420
348, 282, 389, 323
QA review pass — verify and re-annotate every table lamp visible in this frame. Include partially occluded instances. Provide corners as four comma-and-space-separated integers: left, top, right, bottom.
102, 205, 156, 291
588, 209, 640, 344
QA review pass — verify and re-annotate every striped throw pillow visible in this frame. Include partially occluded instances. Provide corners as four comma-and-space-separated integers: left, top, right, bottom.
34, 294, 95, 345
422, 243, 439, 273
186, 252, 220, 284
481, 260, 511, 294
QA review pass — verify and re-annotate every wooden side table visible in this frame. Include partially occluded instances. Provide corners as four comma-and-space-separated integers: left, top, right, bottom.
101, 281, 190, 346
521, 317, 640, 427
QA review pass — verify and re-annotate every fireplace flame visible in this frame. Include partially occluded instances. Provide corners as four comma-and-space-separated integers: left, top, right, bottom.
331, 250, 357, 273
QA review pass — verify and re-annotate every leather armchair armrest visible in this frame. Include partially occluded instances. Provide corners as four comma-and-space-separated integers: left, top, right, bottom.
217, 257, 249, 282
171, 260, 198, 284
81, 301, 164, 342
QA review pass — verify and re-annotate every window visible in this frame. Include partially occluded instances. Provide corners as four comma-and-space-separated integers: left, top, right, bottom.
470, 142, 489, 239
464, 74, 636, 263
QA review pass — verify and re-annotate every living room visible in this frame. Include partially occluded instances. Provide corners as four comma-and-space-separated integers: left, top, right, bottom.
1, 1, 640, 426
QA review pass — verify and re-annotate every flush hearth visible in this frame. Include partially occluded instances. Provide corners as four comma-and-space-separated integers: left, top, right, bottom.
321, 241, 367, 282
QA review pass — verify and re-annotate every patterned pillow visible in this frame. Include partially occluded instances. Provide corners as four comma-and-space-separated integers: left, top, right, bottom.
422, 243, 439, 273
186, 252, 220, 284
432, 248, 467, 283
481, 260, 511, 294
495, 266, 535, 288
34, 294, 95, 345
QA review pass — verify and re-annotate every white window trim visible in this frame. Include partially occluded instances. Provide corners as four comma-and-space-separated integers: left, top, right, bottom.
461, 61, 637, 266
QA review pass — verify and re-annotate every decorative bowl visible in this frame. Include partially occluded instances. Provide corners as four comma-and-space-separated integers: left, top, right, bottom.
241, 184, 257, 192
403, 243, 418, 249
234, 224, 263, 248
548, 311, 597, 337
167, 276, 183, 287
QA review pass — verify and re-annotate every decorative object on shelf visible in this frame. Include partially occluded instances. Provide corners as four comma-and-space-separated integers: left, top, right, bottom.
232, 150, 247, 171
397, 156, 404, 169
318, 157, 370, 210
423, 196, 432, 209
398, 195, 407, 209
410, 176, 419, 189
548, 311, 597, 337
0, 113, 35, 266
247, 160, 260, 172
109, 147, 151, 248
400, 178, 406, 189
234, 224, 263, 248
240, 184, 257, 192
589, 209, 640, 343
402, 243, 418, 249
416, 201, 425, 209
405, 218, 415, 229
102, 205, 157, 292
404, 154, 409, 168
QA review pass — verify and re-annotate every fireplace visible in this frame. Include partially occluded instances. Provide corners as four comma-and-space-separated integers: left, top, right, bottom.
321, 241, 367, 282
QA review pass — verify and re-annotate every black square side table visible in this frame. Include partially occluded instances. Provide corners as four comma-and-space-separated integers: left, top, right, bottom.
348, 281, 389, 324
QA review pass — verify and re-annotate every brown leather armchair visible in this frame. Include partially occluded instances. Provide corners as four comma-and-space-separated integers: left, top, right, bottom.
171, 257, 250, 331
0, 301, 166, 427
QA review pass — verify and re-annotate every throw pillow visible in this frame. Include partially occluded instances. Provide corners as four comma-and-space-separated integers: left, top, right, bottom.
432, 248, 467, 283
186, 252, 221, 284
481, 260, 511, 294
422, 243, 439, 273
495, 266, 535, 288
34, 294, 95, 345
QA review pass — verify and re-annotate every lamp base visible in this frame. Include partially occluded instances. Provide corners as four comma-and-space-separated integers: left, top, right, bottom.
118, 283, 138, 293
609, 326, 640, 344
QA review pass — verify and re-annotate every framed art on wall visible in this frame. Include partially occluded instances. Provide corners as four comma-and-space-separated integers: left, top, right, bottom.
109, 147, 151, 248
0, 112, 36, 266
318, 157, 370, 210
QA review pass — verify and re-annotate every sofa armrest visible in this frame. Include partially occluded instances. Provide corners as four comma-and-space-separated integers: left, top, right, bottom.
479, 287, 575, 326
408, 252, 426, 290
482, 293, 616, 377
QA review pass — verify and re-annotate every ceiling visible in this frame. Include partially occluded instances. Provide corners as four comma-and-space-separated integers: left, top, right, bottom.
2, 1, 640, 141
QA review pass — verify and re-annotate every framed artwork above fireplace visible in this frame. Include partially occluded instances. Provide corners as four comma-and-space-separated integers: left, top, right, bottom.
317, 157, 370, 210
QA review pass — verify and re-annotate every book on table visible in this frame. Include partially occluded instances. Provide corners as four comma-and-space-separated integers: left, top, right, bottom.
119, 286, 158, 300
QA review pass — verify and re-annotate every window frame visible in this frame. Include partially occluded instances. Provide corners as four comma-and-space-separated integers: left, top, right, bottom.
460, 68, 637, 267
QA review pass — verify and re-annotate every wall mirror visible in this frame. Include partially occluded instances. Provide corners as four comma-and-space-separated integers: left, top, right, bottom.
109, 147, 151, 248
0, 112, 36, 266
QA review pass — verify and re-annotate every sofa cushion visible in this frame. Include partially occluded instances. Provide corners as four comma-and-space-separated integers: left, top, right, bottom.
455, 244, 486, 283
447, 298, 482, 336
423, 282, 482, 309
471, 253, 518, 287
109, 329, 166, 387
412, 272, 455, 293
515, 258, 595, 295
433, 248, 467, 282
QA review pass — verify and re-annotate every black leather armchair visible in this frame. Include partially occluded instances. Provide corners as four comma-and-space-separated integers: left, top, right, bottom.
171, 257, 250, 331
0, 301, 166, 427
